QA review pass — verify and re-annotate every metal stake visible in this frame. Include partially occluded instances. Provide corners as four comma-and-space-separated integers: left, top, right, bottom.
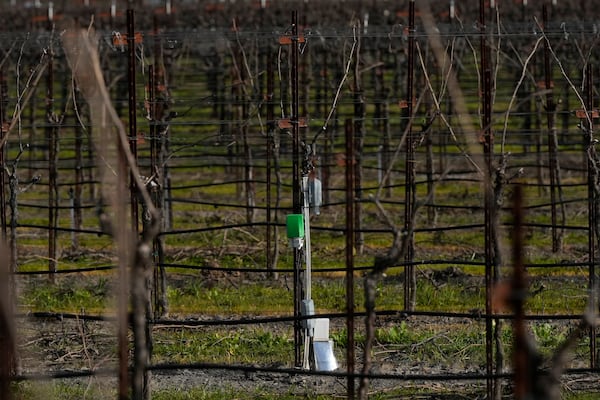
128, 9, 139, 235
403, 0, 416, 312
46, 19, 57, 282
345, 118, 355, 399
543, 4, 560, 253
585, 63, 597, 369
480, 0, 496, 397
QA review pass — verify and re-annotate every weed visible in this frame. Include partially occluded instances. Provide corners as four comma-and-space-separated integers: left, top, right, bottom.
330, 327, 366, 348
375, 321, 411, 344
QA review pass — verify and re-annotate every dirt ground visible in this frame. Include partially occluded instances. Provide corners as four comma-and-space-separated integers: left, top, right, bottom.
14, 304, 600, 399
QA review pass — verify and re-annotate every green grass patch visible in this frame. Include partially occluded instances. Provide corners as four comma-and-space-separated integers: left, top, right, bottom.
153, 327, 293, 365
20, 275, 111, 314
167, 281, 294, 315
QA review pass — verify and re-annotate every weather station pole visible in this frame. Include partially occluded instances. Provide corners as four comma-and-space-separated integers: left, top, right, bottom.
283, 10, 336, 373
290, 10, 303, 369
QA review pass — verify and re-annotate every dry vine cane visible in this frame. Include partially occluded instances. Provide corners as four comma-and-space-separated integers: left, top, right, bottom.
62, 24, 160, 400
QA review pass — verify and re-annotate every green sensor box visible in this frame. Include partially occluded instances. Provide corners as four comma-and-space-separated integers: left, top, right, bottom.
286, 214, 305, 238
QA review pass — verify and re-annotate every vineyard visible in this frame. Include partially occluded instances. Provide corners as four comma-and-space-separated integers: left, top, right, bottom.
1, 0, 600, 399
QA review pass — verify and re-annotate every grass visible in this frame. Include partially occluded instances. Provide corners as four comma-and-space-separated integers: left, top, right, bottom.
11, 382, 112, 400
11, 382, 346, 400
166, 281, 294, 315
153, 327, 293, 364
20, 275, 111, 314
18, 264, 589, 317
12, 380, 599, 399
331, 320, 489, 367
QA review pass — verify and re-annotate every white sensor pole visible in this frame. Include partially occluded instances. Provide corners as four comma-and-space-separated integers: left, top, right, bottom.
301, 176, 313, 369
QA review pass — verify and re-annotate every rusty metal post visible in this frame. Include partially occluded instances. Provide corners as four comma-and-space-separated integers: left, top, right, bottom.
73, 83, 84, 251
117, 9, 137, 400
321, 49, 331, 207
374, 49, 391, 198
585, 63, 598, 369
148, 62, 167, 319
27, 85, 36, 182
128, 10, 153, 400
480, 0, 496, 398
46, 20, 58, 282
0, 68, 6, 241
543, 4, 560, 253
128, 9, 139, 235
345, 118, 356, 400
404, 0, 416, 312
231, 23, 243, 201
240, 48, 255, 224
149, 63, 157, 191
300, 14, 310, 122
291, 10, 303, 369
266, 48, 277, 278
353, 23, 364, 257
291, 11, 301, 215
